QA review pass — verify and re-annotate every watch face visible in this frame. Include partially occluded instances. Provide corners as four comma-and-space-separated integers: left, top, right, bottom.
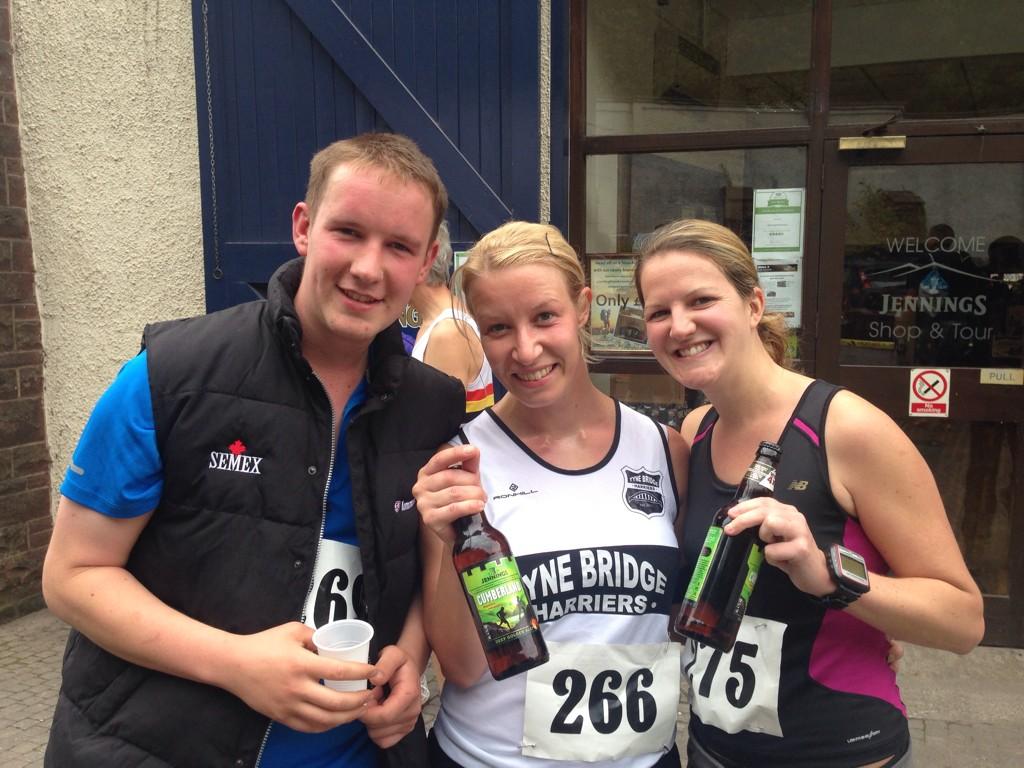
834, 546, 870, 590
839, 551, 868, 580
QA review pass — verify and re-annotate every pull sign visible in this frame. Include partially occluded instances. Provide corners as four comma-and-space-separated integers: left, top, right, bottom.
979, 369, 1023, 386
838, 135, 907, 151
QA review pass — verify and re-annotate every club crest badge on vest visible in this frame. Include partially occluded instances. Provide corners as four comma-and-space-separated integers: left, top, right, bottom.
621, 466, 664, 517
208, 439, 264, 475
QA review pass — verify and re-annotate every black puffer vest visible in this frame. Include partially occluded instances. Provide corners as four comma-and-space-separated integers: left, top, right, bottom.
46, 259, 465, 767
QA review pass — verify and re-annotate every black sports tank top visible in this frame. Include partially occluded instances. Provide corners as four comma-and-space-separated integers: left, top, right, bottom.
681, 380, 909, 767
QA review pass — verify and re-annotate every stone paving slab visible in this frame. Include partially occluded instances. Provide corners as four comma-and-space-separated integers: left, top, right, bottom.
3, 609, 1023, 766
900, 643, 1024, 767
0, 609, 67, 768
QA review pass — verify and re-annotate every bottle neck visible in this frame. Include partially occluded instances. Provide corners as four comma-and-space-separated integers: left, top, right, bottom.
453, 511, 488, 538
734, 459, 778, 502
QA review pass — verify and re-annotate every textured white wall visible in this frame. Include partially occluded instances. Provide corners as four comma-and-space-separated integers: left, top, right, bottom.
11, 1, 204, 504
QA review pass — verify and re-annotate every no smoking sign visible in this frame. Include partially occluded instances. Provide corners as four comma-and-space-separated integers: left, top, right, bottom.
909, 368, 950, 418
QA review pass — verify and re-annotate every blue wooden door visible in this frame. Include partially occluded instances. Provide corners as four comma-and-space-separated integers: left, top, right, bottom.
192, 0, 561, 313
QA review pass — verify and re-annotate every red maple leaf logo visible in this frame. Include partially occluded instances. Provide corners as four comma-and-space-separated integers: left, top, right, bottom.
228, 440, 247, 456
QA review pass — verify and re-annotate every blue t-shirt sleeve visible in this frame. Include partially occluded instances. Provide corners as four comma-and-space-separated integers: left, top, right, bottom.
60, 350, 163, 518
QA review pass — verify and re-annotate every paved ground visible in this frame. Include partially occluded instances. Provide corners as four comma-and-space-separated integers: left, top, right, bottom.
0, 610, 65, 767
3, 608, 1022, 766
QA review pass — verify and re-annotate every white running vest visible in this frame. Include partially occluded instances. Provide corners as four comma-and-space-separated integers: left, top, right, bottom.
410, 308, 494, 413
434, 402, 681, 767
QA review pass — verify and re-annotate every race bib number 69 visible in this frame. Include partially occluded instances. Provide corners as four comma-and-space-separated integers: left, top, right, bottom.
522, 641, 680, 762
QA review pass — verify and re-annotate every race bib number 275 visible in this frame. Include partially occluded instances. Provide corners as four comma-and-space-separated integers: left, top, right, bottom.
683, 616, 786, 738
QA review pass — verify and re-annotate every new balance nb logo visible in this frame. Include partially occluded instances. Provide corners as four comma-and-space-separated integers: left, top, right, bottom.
209, 439, 263, 475
788, 480, 809, 491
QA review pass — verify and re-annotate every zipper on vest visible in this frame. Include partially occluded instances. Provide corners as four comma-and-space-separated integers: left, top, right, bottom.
254, 373, 336, 768
253, 720, 271, 768
301, 370, 335, 621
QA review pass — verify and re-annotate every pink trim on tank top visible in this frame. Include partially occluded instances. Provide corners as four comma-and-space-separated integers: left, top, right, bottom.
808, 518, 906, 716
792, 417, 820, 447
693, 422, 714, 445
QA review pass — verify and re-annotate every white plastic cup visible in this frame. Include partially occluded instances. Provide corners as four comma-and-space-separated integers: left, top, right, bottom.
311, 619, 375, 691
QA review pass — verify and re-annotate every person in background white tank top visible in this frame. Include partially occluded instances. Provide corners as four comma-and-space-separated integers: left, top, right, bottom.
410, 221, 494, 414
413, 222, 689, 768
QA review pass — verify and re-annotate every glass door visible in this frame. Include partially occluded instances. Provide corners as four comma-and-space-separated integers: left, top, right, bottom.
818, 135, 1024, 645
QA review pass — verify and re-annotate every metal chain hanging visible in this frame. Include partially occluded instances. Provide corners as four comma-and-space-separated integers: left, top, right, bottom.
201, 0, 223, 280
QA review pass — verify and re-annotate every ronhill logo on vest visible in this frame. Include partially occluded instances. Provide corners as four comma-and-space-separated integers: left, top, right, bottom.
209, 439, 264, 475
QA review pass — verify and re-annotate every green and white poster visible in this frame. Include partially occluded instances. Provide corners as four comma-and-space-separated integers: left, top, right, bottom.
752, 188, 805, 328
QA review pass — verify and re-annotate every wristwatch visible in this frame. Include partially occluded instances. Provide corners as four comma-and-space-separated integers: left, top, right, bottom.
813, 543, 870, 609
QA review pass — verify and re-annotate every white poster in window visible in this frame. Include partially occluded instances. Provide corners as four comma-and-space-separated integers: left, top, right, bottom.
752, 188, 805, 257
758, 262, 802, 328
753, 188, 805, 329
590, 258, 648, 353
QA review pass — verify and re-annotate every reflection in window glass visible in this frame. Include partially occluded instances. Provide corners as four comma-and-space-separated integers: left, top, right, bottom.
586, 0, 812, 136
585, 147, 806, 254
586, 148, 807, 358
840, 164, 1024, 368
590, 374, 689, 429
830, 0, 1024, 125
901, 419, 1014, 596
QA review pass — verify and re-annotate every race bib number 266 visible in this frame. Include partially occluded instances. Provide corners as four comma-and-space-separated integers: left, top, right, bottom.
522, 641, 680, 762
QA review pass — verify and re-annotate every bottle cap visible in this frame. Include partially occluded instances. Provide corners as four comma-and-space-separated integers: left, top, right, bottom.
756, 441, 783, 460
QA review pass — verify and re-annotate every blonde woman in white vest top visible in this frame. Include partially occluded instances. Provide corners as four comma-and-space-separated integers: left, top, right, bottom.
413, 222, 689, 768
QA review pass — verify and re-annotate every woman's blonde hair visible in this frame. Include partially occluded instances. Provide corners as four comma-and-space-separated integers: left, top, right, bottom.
634, 219, 791, 368
454, 221, 593, 361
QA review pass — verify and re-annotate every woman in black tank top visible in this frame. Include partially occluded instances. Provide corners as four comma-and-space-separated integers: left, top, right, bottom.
634, 219, 983, 768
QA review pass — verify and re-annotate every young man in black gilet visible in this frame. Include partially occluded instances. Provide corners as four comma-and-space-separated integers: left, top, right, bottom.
42, 133, 465, 768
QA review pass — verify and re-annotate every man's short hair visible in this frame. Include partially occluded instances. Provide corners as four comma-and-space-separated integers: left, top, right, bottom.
304, 132, 448, 239
425, 220, 454, 287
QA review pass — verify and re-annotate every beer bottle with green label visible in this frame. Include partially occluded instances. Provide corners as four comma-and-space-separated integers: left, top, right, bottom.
675, 441, 783, 652
454, 510, 548, 679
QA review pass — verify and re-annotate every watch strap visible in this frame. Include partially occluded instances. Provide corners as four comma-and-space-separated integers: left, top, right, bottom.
810, 581, 863, 609
811, 546, 867, 609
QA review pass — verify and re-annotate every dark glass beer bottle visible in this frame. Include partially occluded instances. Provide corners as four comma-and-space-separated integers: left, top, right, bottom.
676, 441, 783, 652
453, 511, 549, 679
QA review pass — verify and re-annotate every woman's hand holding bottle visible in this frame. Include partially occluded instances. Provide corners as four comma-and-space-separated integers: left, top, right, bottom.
413, 444, 487, 544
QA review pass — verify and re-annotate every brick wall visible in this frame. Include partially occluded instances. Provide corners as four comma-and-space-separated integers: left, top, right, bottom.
0, 0, 50, 624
